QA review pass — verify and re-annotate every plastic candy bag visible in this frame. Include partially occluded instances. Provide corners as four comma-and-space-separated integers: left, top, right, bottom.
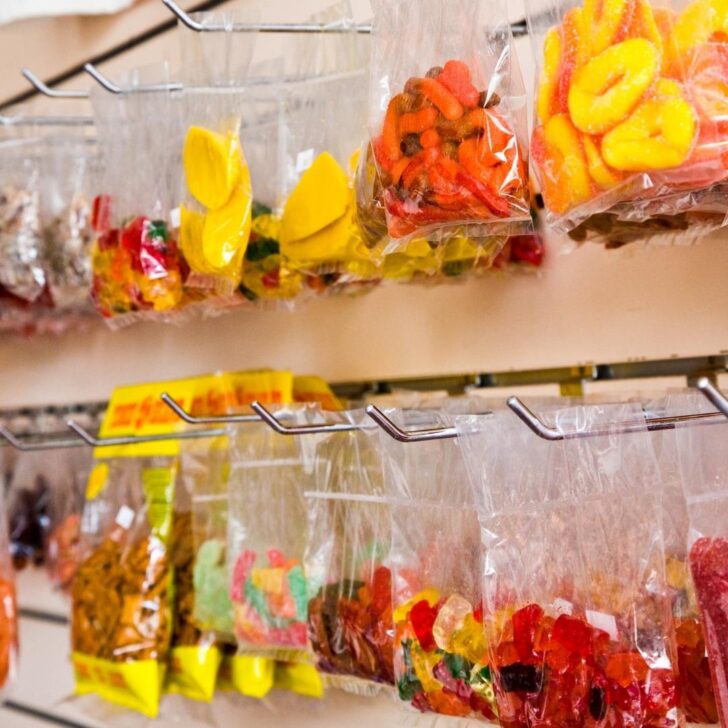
304, 410, 394, 694
673, 392, 728, 726
383, 409, 497, 720
364, 0, 531, 256
457, 404, 681, 728
71, 456, 177, 717
89, 77, 189, 325
178, 87, 253, 295
227, 407, 324, 698
40, 135, 98, 312
0, 136, 44, 302
528, 0, 728, 246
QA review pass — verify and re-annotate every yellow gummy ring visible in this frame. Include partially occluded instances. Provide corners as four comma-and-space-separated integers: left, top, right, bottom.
568, 38, 660, 135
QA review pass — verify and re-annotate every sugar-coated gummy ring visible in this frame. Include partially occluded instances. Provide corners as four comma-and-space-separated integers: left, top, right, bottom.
583, 136, 624, 189
602, 94, 697, 171
537, 27, 563, 124
568, 38, 660, 135
672, 0, 728, 58
583, 0, 632, 55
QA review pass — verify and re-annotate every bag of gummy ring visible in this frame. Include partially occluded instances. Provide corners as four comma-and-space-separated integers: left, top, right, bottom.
165, 468, 222, 703
457, 404, 681, 728
673, 391, 728, 727
40, 134, 99, 313
644, 392, 718, 724
227, 406, 326, 699
364, 0, 531, 258
381, 408, 497, 721
0, 131, 44, 303
89, 76, 190, 327
527, 0, 728, 247
0, 482, 18, 697
304, 409, 394, 695
71, 455, 177, 718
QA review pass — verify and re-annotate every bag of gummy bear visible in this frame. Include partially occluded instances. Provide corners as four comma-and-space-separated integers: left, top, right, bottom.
304, 410, 394, 695
457, 404, 681, 728
382, 408, 497, 721
642, 392, 718, 724
227, 406, 325, 699
89, 73, 190, 327
673, 391, 728, 727
0, 132, 44, 303
40, 134, 98, 313
0, 481, 18, 696
71, 455, 177, 718
527, 0, 728, 247
364, 0, 531, 259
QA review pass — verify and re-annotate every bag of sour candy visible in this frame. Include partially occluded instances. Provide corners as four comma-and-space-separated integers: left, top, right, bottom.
382, 409, 497, 721
527, 0, 728, 247
304, 410, 394, 695
227, 407, 325, 699
457, 404, 681, 728
673, 392, 728, 726
89, 74, 190, 326
363, 0, 531, 261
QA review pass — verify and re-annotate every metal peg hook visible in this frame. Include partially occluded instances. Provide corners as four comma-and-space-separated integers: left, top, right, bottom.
66, 420, 227, 447
0, 426, 84, 451
22, 69, 88, 99
0, 113, 93, 127
83, 64, 182, 95
507, 397, 563, 441
161, 393, 259, 425
365, 405, 458, 443
250, 402, 360, 436
162, 0, 371, 33
697, 377, 728, 418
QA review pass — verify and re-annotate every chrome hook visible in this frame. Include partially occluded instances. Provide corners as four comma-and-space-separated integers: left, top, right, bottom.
161, 393, 259, 425
66, 420, 227, 447
364, 405, 458, 443
0, 426, 84, 451
0, 113, 93, 127
697, 377, 728, 418
250, 402, 360, 436
83, 64, 182, 94
22, 69, 88, 99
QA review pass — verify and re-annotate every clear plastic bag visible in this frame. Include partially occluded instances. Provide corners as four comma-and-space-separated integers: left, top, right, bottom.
457, 404, 681, 728
0, 136, 44, 302
383, 409, 497, 721
71, 456, 177, 717
227, 407, 325, 699
527, 0, 728, 246
304, 410, 394, 694
40, 135, 98, 312
364, 0, 531, 254
673, 392, 728, 726
89, 76, 189, 325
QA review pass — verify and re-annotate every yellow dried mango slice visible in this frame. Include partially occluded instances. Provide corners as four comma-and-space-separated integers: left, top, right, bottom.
280, 152, 349, 244
184, 126, 242, 210
202, 164, 252, 275
179, 206, 213, 275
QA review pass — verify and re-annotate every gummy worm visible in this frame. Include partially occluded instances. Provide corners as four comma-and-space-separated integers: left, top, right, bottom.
416, 78, 465, 121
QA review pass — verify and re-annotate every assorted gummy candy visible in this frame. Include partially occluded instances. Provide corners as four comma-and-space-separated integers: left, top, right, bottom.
394, 590, 497, 720
489, 603, 680, 728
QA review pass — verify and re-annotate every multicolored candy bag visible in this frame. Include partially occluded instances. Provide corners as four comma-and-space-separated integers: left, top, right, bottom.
364, 0, 531, 257
382, 409, 497, 720
457, 404, 681, 728
527, 0, 728, 246
0, 483, 17, 696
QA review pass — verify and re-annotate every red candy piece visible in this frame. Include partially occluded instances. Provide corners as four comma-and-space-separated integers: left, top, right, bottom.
410, 599, 438, 652
92, 195, 112, 232
371, 566, 391, 617
512, 603, 543, 662
551, 614, 594, 657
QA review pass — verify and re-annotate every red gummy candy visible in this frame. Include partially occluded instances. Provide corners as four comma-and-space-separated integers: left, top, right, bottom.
92, 194, 112, 232
371, 566, 392, 617
551, 614, 594, 657
509, 233, 545, 267
410, 599, 438, 652
512, 603, 544, 662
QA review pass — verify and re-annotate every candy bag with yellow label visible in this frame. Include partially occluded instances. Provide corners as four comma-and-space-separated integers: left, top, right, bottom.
71, 456, 177, 718
88, 71, 195, 327
527, 0, 728, 246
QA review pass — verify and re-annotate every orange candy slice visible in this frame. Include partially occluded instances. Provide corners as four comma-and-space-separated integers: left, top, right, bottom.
568, 38, 660, 135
